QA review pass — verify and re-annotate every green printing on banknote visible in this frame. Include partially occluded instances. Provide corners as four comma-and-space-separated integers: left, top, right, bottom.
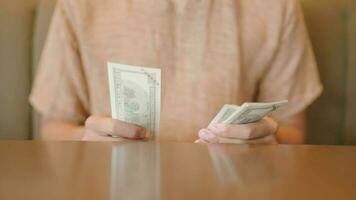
108, 62, 161, 140
211, 100, 288, 125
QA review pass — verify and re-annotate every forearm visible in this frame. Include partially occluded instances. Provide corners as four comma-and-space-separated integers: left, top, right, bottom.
40, 119, 85, 141
275, 112, 306, 144
276, 126, 305, 144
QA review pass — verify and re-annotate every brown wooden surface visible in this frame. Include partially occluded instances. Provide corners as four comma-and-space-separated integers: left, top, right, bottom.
0, 141, 355, 200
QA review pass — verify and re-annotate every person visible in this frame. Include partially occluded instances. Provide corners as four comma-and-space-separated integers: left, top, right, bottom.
30, 0, 322, 144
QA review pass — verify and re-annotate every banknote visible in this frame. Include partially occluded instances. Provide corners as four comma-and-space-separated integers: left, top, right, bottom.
209, 104, 240, 125
107, 62, 161, 140
210, 100, 288, 125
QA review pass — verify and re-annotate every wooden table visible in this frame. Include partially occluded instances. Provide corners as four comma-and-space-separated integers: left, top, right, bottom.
0, 141, 355, 200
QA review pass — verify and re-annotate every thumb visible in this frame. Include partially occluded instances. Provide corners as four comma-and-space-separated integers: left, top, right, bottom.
85, 115, 146, 139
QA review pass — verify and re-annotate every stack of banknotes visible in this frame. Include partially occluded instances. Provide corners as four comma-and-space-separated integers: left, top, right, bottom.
108, 62, 288, 140
209, 100, 288, 126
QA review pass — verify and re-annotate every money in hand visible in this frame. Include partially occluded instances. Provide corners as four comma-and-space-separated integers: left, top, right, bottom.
210, 100, 288, 126
107, 62, 161, 140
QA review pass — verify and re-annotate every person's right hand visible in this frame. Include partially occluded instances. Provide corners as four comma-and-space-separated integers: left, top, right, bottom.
82, 115, 146, 141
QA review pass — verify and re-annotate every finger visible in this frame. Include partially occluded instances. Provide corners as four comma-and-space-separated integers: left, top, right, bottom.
210, 118, 277, 140
112, 119, 146, 139
82, 129, 125, 142
194, 139, 209, 144
217, 134, 277, 144
85, 115, 146, 139
198, 129, 219, 143
208, 123, 252, 139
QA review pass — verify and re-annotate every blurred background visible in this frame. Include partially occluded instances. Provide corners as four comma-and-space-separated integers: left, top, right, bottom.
0, 0, 355, 145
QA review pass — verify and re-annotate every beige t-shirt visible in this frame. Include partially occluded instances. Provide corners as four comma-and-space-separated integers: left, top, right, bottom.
30, 0, 322, 142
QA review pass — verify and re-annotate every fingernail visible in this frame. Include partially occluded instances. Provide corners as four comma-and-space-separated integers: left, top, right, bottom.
201, 132, 217, 142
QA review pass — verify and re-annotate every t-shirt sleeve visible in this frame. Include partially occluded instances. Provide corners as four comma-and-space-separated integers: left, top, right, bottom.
257, 0, 323, 122
29, 0, 89, 124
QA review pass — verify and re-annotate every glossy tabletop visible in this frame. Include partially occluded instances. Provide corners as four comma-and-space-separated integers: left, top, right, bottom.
0, 141, 355, 200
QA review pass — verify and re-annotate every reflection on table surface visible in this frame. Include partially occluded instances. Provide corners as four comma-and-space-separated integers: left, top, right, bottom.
0, 141, 356, 200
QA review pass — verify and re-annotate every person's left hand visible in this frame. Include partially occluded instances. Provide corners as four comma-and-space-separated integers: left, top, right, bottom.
196, 117, 279, 144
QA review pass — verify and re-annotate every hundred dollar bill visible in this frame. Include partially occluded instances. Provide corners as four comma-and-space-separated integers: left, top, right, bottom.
209, 104, 240, 126
107, 62, 161, 140
210, 100, 288, 125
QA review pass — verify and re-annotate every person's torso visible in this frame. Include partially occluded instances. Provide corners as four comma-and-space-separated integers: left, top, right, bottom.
64, 0, 287, 142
